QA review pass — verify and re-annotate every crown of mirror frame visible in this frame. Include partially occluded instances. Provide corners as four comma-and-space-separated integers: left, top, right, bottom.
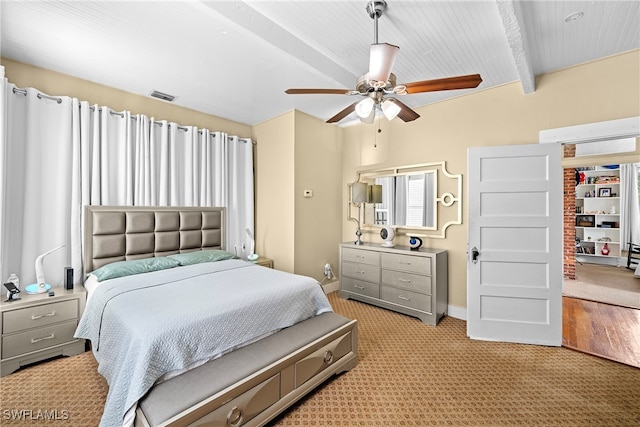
349, 161, 462, 240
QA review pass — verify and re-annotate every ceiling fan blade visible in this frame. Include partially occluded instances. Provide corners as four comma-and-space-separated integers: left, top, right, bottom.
285, 88, 351, 95
389, 98, 420, 122
326, 102, 358, 123
404, 74, 482, 94
369, 43, 400, 83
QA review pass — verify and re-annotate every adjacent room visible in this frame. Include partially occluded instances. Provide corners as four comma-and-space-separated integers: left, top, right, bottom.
1, 1, 639, 426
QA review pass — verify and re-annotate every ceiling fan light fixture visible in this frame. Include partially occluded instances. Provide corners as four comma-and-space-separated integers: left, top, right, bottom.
355, 97, 375, 118
360, 106, 376, 124
381, 98, 401, 121
369, 43, 399, 83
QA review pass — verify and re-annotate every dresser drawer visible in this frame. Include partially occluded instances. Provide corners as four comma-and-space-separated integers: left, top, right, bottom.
2, 300, 79, 334
342, 261, 380, 283
341, 277, 380, 298
342, 247, 379, 266
381, 252, 431, 275
381, 285, 431, 313
381, 269, 432, 295
2, 320, 78, 359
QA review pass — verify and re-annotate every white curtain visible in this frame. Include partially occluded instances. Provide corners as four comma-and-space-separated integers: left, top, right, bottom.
620, 163, 640, 247
1, 83, 254, 286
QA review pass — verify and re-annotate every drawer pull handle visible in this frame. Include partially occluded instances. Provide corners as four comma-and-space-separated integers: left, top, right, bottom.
354, 285, 365, 290
324, 350, 334, 364
398, 295, 411, 301
399, 261, 411, 265
227, 406, 243, 426
356, 255, 365, 258
32, 311, 56, 320
399, 278, 412, 283
357, 270, 365, 275
31, 333, 55, 344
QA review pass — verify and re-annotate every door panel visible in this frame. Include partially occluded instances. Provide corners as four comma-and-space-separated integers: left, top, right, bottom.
468, 143, 562, 346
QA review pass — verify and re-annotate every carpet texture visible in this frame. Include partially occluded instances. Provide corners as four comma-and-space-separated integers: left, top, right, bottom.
564, 262, 640, 309
1, 292, 639, 426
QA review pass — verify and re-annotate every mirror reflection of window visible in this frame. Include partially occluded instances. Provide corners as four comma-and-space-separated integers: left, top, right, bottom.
375, 172, 435, 228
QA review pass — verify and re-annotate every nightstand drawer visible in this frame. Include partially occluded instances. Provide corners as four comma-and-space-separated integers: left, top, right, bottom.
3, 300, 78, 334
341, 261, 380, 283
381, 269, 431, 295
381, 253, 431, 275
342, 248, 379, 266
381, 285, 431, 313
2, 320, 78, 359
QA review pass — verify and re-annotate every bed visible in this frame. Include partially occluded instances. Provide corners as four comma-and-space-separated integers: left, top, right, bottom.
76, 206, 358, 427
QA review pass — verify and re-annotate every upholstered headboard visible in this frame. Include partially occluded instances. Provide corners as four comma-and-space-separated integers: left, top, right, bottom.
83, 206, 225, 272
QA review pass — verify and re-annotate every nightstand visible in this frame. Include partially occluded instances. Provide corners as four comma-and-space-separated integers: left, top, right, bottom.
0, 287, 86, 376
252, 257, 274, 268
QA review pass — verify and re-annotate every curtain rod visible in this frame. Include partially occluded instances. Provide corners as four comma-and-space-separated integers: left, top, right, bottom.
11, 86, 254, 143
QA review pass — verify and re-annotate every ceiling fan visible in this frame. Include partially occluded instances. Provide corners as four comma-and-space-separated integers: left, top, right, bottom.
285, 0, 482, 124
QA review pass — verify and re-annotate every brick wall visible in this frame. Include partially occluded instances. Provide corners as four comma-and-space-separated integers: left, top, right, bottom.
563, 145, 576, 279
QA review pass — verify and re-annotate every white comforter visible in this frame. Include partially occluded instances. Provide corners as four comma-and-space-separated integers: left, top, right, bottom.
75, 259, 332, 427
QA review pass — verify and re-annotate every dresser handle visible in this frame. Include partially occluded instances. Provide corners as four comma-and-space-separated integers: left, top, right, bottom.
31, 333, 55, 344
399, 261, 411, 265
399, 278, 411, 283
354, 285, 365, 290
398, 295, 411, 301
357, 270, 366, 275
32, 311, 56, 320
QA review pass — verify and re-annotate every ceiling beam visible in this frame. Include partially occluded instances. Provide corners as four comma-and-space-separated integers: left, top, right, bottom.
496, 0, 535, 94
193, 1, 356, 88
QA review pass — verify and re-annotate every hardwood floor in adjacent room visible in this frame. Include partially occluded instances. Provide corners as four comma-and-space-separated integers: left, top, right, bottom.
563, 296, 640, 368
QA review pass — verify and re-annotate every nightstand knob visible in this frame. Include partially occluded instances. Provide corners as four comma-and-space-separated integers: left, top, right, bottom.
323, 350, 334, 364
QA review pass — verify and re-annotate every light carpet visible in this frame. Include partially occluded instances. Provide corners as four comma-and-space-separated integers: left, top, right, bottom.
564, 262, 640, 309
1, 292, 639, 426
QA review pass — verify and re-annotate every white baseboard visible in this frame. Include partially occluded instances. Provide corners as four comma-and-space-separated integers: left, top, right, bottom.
447, 304, 467, 321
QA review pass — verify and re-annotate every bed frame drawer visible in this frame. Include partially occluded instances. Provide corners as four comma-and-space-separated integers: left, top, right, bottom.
295, 331, 353, 388
190, 374, 280, 426
3, 299, 78, 334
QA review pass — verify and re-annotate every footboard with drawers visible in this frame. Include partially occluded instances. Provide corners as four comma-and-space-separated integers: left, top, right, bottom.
339, 242, 448, 325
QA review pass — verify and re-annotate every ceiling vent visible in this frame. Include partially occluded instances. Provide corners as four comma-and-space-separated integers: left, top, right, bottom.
149, 90, 176, 102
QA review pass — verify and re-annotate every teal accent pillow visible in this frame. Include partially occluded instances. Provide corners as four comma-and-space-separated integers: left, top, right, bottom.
91, 257, 180, 282
168, 249, 238, 266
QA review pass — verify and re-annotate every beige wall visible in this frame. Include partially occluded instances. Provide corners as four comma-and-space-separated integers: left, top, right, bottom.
340, 50, 640, 310
252, 111, 296, 272
1, 58, 251, 137
293, 111, 343, 281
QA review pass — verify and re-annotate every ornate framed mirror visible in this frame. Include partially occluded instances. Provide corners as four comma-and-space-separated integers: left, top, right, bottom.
349, 161, 462, 239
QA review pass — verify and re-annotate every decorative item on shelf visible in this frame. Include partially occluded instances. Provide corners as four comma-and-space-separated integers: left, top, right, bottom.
601, 243, 610, 256
598, 237, 612, 242
598, 187, 611, 197
380, 226, 395, 247
25, 244, 64, 294
609, 206, 616, 214
408, 236, 423, 250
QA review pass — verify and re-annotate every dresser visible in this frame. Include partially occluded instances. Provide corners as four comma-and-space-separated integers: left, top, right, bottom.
339, 243, 448, 325
0, 287, 86, 376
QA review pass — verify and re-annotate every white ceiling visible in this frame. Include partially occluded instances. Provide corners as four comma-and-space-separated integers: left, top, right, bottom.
1, 1, 638, 127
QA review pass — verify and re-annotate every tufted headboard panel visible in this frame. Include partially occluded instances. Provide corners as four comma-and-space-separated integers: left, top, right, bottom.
83, 206, 225, 272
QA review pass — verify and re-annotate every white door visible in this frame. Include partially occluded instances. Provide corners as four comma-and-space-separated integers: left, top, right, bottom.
467, 143, 563, 346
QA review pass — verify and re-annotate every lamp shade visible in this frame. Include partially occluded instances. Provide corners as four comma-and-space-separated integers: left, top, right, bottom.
355, 97, 375, 118
368, 184, 382, 204
369, 43, 400, 83
352, 182, 368, 204
381, 98, 401, 121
